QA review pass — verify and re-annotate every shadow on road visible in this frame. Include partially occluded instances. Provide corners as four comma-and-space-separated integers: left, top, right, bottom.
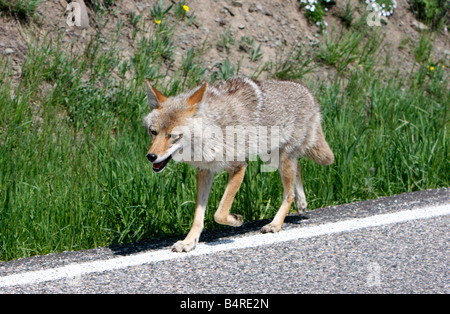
109, 214, 309, 256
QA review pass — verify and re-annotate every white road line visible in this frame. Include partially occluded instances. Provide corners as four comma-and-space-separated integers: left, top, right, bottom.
1, 204, 449, 288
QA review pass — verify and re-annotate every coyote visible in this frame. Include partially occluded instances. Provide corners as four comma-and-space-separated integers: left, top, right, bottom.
143, 77, 334, 252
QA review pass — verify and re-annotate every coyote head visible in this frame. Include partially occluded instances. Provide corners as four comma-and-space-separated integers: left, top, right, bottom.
142, 82, 207, 173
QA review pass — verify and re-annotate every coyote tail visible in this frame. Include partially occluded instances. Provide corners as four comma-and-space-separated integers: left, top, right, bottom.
304, 125, 334, 166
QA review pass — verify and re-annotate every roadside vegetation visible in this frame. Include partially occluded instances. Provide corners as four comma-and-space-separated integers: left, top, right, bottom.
0, 1, 448, 261
0, 0, 42, 20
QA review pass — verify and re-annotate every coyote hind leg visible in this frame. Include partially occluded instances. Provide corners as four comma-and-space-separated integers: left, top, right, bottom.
261, 151, 296, 233
294, 164, 307, 214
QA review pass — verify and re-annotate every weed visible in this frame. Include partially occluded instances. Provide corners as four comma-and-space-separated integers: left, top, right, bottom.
316, 27, 363, 74
409, 0, 450, 29
150, 0, 173, 22
414, 31, 433, 63
211, 57, 240, 82
85, 0, 116, 12
217, 28, 236, 54
0, 0, 42, 20
337, 0, 355, 27
239, 37, 263, 62
249, 44, 263, 62
270, 46, 315, 81
181, 47, 207, 88
299, 0, 334, 24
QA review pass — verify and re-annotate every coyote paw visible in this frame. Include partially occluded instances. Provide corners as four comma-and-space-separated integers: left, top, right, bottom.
296, 202, 307, 215
214, 213, 244, 227
171, 240, 196, 252
295, 198, 307, 214
261, 223, 281, 233
229, 214, 244, 227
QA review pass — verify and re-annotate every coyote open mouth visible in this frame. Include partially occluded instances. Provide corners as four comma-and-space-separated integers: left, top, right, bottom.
152, 155, 172, 172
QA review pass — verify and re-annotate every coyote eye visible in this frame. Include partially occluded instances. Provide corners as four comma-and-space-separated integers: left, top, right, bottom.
169, 134, 182, 141
150, 129, 157, 136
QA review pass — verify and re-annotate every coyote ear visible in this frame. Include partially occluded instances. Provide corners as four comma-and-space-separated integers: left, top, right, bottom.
187, 82, 208, 107
145, 81, 167, 110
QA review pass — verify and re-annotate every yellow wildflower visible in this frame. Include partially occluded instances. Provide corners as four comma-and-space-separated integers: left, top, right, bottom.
442, 65, 445, 68
430, 66, 434, 71
183, 5, 189, 12
155, 19, 161, 24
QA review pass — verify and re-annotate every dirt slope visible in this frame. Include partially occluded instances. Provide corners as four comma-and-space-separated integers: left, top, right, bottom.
1, 0, 449, 82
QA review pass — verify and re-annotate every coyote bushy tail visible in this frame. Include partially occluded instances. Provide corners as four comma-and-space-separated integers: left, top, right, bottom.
305, 125, 334, 166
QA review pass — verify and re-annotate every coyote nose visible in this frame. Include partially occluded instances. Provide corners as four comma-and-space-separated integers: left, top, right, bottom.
147, 153, 157, 162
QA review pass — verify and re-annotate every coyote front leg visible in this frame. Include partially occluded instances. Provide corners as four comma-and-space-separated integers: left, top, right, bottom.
172, 169, 214, 252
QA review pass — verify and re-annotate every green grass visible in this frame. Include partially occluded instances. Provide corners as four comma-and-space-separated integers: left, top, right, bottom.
409, 0, 450, 30
0, 3, 449, 261
0, 0, 42, 19
316, 26, 385, 76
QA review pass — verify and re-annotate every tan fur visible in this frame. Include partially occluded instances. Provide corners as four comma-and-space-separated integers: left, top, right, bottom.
294, 165, 307, 213
145, 80, 167, 106
261, 151, 296, 233
143, 78, 334, 252
187, 82, 207, 107
304, 125, 334, 166
147, 135, 171, 160
213, 164, 247, 227
172, 169, 214, 252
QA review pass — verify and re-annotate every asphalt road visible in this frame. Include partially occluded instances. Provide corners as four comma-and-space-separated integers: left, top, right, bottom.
0, 188, 448, 294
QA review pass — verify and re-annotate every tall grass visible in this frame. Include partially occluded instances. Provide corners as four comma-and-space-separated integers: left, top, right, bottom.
0, 4, 448, 261
0, 0, 42, 20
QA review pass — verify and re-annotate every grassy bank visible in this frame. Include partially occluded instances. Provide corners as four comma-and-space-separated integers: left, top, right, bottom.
0, 4, 448, 261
